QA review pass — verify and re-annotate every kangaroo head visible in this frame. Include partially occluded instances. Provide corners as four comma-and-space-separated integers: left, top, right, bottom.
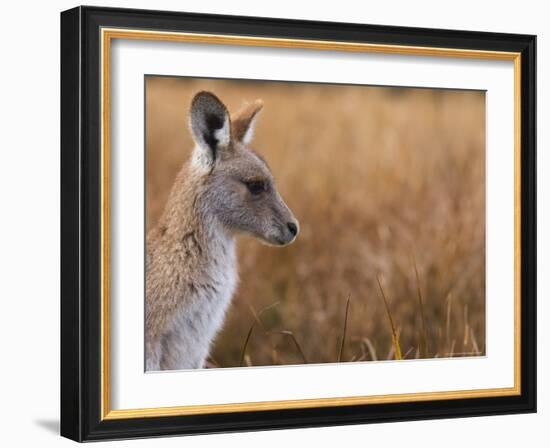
188, 91, 299, 246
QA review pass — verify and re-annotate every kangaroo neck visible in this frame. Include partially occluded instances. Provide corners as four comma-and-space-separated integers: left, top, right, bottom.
156, 167, 236, 266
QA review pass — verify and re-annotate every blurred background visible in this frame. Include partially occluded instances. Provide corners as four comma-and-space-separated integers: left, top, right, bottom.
146, 76, 486, 368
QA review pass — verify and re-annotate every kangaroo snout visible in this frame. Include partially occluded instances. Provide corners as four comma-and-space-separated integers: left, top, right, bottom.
287, 221, 298, 237
273, 218, 299, 246
266, 194, 299, 246
283, 219, 299, 244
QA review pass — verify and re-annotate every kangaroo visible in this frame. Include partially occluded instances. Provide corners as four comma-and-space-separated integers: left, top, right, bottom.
145, 91, 299, 371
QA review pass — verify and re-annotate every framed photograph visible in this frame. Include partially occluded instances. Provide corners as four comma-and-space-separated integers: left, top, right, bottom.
60, 6, 536, 441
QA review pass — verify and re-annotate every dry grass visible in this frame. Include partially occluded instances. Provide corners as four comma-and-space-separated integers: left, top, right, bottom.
146, 76, 486, 367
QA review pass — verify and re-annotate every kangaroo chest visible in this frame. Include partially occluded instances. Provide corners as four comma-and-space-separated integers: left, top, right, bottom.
164, 237, 238, 368
182, 250, 238, 332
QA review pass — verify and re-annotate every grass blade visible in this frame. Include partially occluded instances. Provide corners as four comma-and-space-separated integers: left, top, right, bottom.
247, 301, 281, 333
270, 330, 308, 364
470, 327, 480, 355
403, 347, 414, 359
243, 302, 281, 366
337, 296, 351, 362
445, 293, 453, 353
412, 254, 429, 357
376, 275, 403, 360
362, 338, 378, 361
463, 303, 470, 349
239, 323, 255, 367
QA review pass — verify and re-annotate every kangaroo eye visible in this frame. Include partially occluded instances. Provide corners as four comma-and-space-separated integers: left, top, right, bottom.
245, 180, 267, 195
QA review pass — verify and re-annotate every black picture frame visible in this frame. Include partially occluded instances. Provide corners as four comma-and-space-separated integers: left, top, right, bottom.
61, 5, 536, 442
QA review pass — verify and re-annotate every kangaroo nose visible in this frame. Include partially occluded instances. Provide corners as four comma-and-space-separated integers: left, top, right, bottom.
287, 222, 298, 237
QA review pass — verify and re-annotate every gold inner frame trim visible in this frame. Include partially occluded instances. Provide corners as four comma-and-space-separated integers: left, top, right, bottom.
100, 27, 522, 420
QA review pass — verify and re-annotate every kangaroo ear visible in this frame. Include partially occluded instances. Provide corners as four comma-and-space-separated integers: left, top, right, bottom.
189, 91, 231, 166
232, 100, 263, 145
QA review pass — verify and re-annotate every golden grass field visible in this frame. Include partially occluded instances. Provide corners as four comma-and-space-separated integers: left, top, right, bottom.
146, 76, 486, 367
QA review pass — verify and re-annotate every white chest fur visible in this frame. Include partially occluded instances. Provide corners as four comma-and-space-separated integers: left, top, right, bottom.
161, 237, 238, 370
